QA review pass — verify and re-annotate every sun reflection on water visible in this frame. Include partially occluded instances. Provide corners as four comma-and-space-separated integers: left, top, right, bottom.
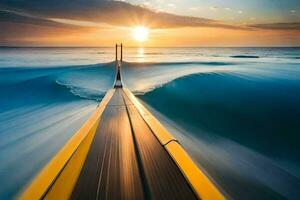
137, 48, 145, 62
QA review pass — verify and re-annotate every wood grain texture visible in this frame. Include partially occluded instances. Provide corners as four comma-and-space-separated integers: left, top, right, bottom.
71, 91, 144, 200
125, 104, 197, 200
71, 89, 198, 200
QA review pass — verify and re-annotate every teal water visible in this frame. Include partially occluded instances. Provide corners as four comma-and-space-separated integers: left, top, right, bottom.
0, 47, 299, 199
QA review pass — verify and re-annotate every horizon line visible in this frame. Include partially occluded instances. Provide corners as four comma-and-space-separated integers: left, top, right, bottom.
1, 45, 300, 48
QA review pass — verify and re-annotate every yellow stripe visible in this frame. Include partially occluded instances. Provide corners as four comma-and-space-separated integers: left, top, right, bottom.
122, 88, 150, 116
165, 142, 225, 200
123, 88, 225, 200
123, 88, 175, 145
44, 116, 99, 200
18, 89, 115, 200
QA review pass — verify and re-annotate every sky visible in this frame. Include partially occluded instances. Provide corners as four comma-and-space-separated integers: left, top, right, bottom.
0, 0, 299, 47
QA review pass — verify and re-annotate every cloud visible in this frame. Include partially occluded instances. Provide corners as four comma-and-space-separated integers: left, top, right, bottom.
189, 7, 201, 11
0, 10, 95, 45
209, 6, 219, 11
0, 10, 85, 29
248, 22, 300, 30
167, 3, 176, 9
0, 0, 240, 29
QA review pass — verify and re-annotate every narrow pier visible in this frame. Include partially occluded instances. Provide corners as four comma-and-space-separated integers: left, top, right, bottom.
18, 44, 225, 200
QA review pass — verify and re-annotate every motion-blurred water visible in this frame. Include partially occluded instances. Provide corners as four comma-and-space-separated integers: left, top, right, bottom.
0, 47, 299, 199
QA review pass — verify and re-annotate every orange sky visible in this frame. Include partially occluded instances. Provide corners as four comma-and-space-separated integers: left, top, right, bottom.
3, 25, 298, 47
0, 0, 299, 47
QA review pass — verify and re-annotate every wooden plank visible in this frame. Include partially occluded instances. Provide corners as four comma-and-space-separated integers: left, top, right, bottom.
108, 88, 124, 106
71, 91, 144, 200
125, 102, 197, 200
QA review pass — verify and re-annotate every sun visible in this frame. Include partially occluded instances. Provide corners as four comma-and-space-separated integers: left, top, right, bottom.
132, 26, 149, 42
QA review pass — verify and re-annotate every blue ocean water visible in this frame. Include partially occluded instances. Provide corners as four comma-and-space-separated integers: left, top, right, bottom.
0, 47, 299, 199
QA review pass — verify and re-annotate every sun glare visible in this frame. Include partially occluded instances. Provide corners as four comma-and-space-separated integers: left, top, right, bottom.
132, 26, 149, 42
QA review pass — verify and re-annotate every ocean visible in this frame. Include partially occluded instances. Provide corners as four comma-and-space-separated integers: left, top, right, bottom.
0, 47, 300, 199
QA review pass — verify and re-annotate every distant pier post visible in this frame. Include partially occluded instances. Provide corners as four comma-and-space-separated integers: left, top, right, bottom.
115, 44, 118, 61
121, 43, 123, 61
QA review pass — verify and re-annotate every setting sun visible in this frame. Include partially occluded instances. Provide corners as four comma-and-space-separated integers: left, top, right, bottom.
132, 26, 149, 42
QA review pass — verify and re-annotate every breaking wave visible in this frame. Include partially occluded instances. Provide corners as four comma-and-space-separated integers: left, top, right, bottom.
138, 72, 300, 200
230, 55, 260, 58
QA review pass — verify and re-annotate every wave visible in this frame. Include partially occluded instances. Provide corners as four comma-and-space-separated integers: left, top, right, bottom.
2, 60, 234, 103
138, 72, 300, 200
289, 56, 300, 59
212, 54, 300, 60
122, 61, 233, 94
143, 52, 164, 55
55, 80, 105, 101
230, 55, 299, 60
230, 55, 260, 58
123, 61, 236, 67
2, 62, 116, 100
0, 62, 119, 199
